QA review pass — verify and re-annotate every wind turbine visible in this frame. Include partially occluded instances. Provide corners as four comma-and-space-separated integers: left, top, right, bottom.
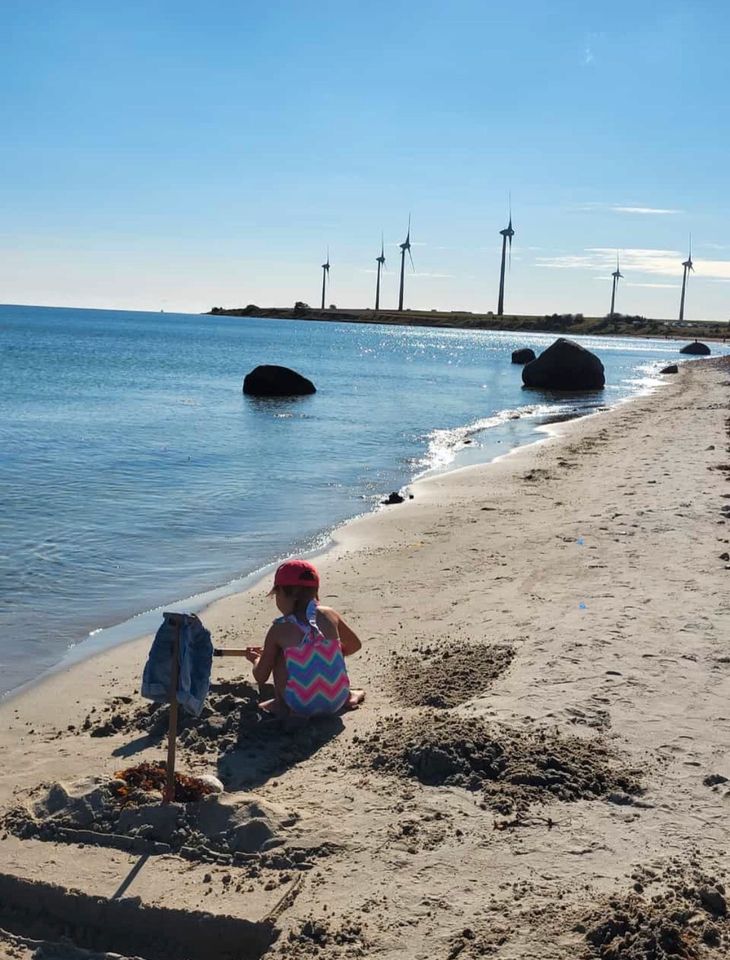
609, 252, 623, 316
375, 234, 386, 311
320, 248, 330, 310
496, 201, 515, 316
678, 236, 694, 322
397, 216, 414, 312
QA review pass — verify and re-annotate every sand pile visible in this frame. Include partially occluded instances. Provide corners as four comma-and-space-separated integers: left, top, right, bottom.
389, 642, 514, 709
2, 775, 333, 871
269, 917, 369, 959
356, 713, 642, 816
579, 862, 729, 959
80, 684, 262, 747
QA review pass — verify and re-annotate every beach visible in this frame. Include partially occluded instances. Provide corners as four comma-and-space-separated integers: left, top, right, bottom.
1, 355, 729, 958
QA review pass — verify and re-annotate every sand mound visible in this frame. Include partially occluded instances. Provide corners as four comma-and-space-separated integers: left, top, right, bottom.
580, 863, 729, 959
269, 917, 369, 958
389, 643, 514, 708
357, 713, 642, 816
2, 776, 333, 870
80, 684, 262, 747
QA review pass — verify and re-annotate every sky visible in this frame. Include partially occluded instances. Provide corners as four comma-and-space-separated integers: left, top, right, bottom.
1, 0, 729, 320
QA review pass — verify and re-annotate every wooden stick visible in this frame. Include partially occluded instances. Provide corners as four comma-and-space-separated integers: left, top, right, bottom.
163, 612, 182, 804
213, 648, 251, 657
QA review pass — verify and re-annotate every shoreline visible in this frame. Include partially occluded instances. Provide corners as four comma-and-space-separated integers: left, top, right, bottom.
1, 365, 667, 705
209, 304, 730, 342
1, 356, 729, 957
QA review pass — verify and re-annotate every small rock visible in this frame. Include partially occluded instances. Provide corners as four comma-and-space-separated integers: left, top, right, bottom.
679, 341, 711, 356
511, 348, 536, 365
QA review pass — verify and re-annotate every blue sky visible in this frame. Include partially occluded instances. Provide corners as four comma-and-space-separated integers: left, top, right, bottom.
1, 0, 728, 319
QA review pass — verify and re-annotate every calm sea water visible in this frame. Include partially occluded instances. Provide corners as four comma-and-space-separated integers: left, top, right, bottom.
1, 305, 725, 696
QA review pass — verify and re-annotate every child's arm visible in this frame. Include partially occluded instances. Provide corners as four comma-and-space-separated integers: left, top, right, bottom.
251, 627, 280, 685
335, 613, 361, 656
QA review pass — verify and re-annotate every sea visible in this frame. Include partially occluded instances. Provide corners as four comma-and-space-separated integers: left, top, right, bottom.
2, 304, 727, 697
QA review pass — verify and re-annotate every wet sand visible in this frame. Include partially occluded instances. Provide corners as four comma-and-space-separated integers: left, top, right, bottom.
1, 356, 729, 959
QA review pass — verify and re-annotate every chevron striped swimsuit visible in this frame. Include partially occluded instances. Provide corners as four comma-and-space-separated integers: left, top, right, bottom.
279, 601, 350, 717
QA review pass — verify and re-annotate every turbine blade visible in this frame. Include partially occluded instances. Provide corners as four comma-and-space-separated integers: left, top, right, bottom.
408, 248, 415, 271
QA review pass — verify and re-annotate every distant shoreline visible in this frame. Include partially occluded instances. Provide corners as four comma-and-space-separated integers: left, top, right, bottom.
208, 304, 728, 341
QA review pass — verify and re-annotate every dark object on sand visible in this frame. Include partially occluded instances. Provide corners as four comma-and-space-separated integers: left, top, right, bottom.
680, 340, 711, 355
243, 365, 316, 396
382, 492, 405, 505
113, 761, 217, 805
522, 338, 605, 391
511, 348, 536, 364
661, 364, 679, 374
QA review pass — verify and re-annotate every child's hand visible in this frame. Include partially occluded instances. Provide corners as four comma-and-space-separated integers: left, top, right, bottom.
243, 646, 262, 664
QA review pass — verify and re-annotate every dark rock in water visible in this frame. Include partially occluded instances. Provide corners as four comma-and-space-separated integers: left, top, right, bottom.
511, 348, 536, 365
243, 365, 316, 396
382, 492, 405, 505
680, 340, 711, 355
522, 338, 605, 391
661, 364, 679, 374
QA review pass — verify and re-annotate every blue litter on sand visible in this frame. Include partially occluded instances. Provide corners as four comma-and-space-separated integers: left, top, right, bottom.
578, 602, 587, 609
576, 537, 585, 545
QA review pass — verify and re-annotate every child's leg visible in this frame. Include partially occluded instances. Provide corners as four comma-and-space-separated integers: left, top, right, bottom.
259, 651, 289, 714
272, 651, 288, 703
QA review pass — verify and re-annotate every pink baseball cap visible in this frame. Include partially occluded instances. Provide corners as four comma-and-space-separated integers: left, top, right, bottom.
273, 559, 320, 588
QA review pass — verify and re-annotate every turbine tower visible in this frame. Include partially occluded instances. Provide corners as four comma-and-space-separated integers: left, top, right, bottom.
398, 217, 414, 312
609, 252, 623, 316
320, 248, 330, 310
497, 202, 515, 316
375, 235, 386, 311
678, 237, 694, 322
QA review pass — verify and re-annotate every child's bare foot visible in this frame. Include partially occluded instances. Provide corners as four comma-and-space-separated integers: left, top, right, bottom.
346, 690, 366, 710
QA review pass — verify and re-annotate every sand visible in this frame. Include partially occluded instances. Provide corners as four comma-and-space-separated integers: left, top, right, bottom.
0, 356, 729, 959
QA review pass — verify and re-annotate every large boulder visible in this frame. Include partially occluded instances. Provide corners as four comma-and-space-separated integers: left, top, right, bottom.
243, 365, 316, 396
679, 341, 711, 355
661, 364, 679, 374
522, 338, 605, 391
511, 348, 536, 365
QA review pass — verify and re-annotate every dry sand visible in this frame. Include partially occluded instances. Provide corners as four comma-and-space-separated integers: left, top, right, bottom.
1, 356, 729, 960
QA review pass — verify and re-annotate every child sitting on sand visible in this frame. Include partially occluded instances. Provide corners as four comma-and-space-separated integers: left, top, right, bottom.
244, 559, 364, 717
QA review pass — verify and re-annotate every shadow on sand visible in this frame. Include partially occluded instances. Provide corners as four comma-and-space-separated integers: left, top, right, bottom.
213, 680, 345, 791
100, 680, 345, 791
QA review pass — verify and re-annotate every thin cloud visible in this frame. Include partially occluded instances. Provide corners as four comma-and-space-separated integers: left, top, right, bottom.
536, 247, 730, 280
573, 202, 682, 215
626, 282, 679, 289
411, 272, 454, 279
611, 206, 681, 215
